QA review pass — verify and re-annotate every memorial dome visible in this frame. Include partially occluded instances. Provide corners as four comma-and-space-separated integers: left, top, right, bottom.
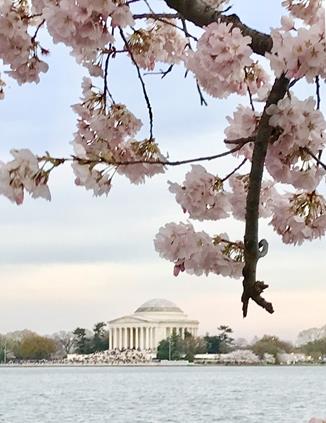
135, 298, 183, 313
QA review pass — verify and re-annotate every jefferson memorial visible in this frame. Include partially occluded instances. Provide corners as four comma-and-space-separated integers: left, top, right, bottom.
108, 299, 199, 351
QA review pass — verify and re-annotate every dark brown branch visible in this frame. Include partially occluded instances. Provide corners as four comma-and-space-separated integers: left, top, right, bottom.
38, 139, 250, 169
31, 19, 45, 44
315, 76, 321, 110
241, 74, 289, 318
164, 0, 272, 56
119, 28, 154, 140
133, 13, 180, 19
224, 136, 256, 145
71, 143, 246, 167
144, 64, 174, 78
196, 80, 208, 106
103, 52, 115, 108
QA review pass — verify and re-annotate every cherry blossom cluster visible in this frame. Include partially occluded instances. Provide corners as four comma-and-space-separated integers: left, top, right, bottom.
40, 0, 133, 76
224, 105, 261, 159
168, 164, 279, 224
282, 0, 322, 24
154, 222, 244, 279
128, 20, 187, 71
308, 418, 326, 423
168, 165, 230, 221
266, 95, 326, 190
0, 0, 49, 84
0, 149, 51, 205
270, 191, 326, 245
185, 22, 269, 98
267, 9, 326, 82
228, 174, 279, 221
72, 77, 165, 194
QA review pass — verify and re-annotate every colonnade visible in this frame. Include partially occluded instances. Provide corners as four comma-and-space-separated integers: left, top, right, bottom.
109, 325, 198, 350
109, 327, 156, 350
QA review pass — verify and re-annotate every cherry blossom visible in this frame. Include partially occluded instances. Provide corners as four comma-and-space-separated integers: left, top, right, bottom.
224, 105, 260, 159
154, 222, 244, 279
266, 96, 326, 190
168, 165, 230, 221
308, 418, 326, 423
0, 149, 51, 205
128, 20, 187, 71
266, 10, 326, 82
282, 0, 322, 25
71, 78, 165, 192
72, 161, 112, 196
228, 174, 279, 221
0, 1, 49, 84
185, 22, 255, 98
270, 191, 326, 245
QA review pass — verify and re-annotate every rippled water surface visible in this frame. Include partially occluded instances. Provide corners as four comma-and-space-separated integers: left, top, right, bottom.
0, 366, 325, 422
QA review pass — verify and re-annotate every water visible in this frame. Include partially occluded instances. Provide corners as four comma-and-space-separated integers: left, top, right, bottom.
0, 366, 325, 423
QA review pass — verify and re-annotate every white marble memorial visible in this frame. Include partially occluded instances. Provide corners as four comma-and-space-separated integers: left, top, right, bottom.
108, 299, 199, 351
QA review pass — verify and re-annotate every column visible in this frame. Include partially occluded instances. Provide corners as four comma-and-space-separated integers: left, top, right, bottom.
118, 328, 122, 350
146, 327, 149, 349
141, 327, 146, 350
109, 329, 113, 350
140, 327, 143, 350
113, 328, 117, 349
130, 327, 134, 349
150, 327, 153, 350
135, 327, 139, 349
153, 327, 156, 350
123, 328, 127, 349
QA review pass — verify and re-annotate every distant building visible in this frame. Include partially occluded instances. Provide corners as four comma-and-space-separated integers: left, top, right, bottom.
108, 299, 199, 351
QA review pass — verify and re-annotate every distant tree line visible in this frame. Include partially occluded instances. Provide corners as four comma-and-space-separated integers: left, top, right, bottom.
1, 323, 326, 363
0, 321, 109, 362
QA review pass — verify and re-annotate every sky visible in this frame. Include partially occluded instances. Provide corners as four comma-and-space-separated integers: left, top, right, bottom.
0, 1, 325, 343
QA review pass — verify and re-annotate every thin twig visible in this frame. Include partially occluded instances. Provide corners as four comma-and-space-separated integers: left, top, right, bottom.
144, 65, 174, 79
224, 136, 256, 145
221, 158, 247, 182
119, 28, 154, 140
315, 76, 321, 110
196, 80, 208, 106
103, 52, 113, 108
71, 143, 246, 167
38, 143, 247, 169
31, 19, 45, 43
304, 147, 326, 171
244, 68, 255, 112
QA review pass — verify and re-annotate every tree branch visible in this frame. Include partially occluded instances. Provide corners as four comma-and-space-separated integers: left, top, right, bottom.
164, 0, 272, 56
241, 74, 289, 318
119, 28, 154, 140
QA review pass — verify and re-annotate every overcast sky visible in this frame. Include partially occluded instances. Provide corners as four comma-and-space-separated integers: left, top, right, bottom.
0, 1, 325, 342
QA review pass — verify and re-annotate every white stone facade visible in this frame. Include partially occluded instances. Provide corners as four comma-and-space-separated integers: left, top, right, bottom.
108, 299, 199, 351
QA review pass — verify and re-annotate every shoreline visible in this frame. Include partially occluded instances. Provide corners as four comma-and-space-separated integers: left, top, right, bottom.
0, 363, 324, 368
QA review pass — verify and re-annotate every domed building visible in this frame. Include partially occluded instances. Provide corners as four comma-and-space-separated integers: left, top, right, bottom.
108, 299, 199, 351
